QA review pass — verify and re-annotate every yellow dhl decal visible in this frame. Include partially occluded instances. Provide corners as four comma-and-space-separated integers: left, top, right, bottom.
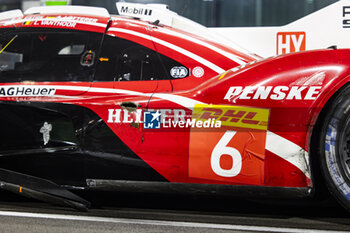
192, 104, 269, 130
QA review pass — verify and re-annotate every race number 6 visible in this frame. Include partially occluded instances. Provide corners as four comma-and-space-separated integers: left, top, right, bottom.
210, 130, 242, 177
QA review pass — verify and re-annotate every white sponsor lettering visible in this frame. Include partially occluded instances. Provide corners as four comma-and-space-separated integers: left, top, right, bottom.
41, 20, 76, 28
270, 86, 288, 100
224, 86, 321, 101
291, 34, 304, 52
162, 118, 221, 128
0, 86, 56, 96
107, 109, 122, 123
173, 109, 186, 122
107, 108, 221, 128
253, 86, 273, 99
277, 34, 291, 54
160, 109, 172, 123
107, 109, 142, 123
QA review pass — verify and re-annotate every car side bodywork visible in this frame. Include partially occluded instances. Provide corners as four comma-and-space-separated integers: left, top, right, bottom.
0, 5, 350, 210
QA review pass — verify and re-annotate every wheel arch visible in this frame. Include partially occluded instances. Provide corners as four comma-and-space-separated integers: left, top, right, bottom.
308, 79, 350, 197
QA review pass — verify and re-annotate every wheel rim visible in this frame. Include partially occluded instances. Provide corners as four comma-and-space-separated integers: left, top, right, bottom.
338, 115, 350, 183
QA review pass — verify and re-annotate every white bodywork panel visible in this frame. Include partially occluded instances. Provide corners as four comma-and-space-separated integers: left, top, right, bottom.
210, 0, 350, 57
24, 6, 110, 18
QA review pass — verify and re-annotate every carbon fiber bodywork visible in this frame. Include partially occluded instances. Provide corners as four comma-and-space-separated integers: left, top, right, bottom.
0, 102, 166, 187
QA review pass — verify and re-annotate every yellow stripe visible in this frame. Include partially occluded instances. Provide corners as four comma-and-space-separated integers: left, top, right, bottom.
218, 71, 229, 80
0, 35, 18, 55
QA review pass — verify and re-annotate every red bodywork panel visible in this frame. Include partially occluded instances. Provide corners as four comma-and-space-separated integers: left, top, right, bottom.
0, 12, 349, 189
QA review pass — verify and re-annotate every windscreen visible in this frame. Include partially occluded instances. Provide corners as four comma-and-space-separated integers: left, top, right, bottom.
0, 29, 101, 83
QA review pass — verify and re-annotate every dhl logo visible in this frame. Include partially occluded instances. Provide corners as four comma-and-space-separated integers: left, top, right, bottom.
192, 104, 269, 130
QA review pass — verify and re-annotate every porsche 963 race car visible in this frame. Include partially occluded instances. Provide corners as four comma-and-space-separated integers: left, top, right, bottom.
0, 3, 349, 212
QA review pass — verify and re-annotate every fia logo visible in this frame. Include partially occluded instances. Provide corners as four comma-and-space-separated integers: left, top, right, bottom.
276, 32, 306, 55
170, 66, 188, 78
143, 111, 161, 129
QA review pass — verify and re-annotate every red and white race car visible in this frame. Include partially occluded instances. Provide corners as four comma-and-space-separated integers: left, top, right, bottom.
0, 3, 349, 212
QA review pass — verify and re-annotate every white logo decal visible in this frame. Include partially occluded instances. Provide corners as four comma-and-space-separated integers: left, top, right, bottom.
224, 86, 322, 101
40, 122, 52, 146
0, 86, 56, 96
192, 66, 204, 78
170, 66, 188, 78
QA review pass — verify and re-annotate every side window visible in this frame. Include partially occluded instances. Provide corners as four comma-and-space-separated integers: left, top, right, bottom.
158, 54, 190, 80
0, 29, 102, 83
95, 35, 189, 81
117, 47, 156, 81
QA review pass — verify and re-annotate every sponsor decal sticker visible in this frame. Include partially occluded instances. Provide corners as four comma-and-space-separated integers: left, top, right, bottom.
107, 108, 221, 129
189, 104, 269, 185
0, 86, 56, 96
192, 104, 268, 131
18, 16, 100, 28
192, 66, 204, 78
107, 105, 268, 131
276, 32, 306, 55
40, 19, 76, 28
120, 6, 153, 16
224, 86, 321, 101
40, 122, 52, 146
170, 66, 188, 79
143, 111, 161, 129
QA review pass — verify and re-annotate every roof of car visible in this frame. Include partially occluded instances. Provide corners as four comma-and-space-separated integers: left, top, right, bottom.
0, 4, 258, 60
24, 6, 110, 18
0, 6, 111, 33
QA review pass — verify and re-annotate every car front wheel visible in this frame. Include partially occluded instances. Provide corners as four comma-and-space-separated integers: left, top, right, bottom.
319, 85, 350, 212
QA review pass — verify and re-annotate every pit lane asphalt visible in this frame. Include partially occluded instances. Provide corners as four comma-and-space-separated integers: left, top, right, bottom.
0, 191, 349, 233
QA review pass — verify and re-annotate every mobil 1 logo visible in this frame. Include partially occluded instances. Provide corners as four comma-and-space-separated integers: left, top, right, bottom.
119, 6, 152, 16
343, 6, 350, 28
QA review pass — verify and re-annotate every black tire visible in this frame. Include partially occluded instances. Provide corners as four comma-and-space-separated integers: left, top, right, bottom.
319, 85, 350, 212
